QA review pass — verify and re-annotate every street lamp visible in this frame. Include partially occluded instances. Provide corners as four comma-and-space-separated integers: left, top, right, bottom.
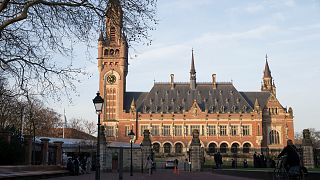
128, 127, 135, 176
93, 92, 104, 180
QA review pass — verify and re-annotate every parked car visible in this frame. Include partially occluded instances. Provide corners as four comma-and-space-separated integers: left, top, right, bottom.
165, 160, 175, 169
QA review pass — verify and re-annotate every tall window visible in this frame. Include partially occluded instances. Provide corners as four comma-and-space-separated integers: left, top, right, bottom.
208, 125, 216, 136
110, 26, 116, 42
106, 126, 114, 137
231, 125, 238, 136
140, 125, 148, 136
242, 125, 250, 136
201, 125, 205, 136
220, 125, 227, 136
174, 125, 182, 136
269, 130, 280, 144
151, 125, 159, 136
124, 125, 130, 136
163, 125, 171, 136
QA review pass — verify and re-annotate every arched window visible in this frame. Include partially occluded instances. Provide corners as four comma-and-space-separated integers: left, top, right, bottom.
231, 143, 239, 154
175, 143, 183, 154
153, 143, 160, 153
164, 143, 171, 153
220, 143, 228, 153
269, 130, 280, 144
208, 143, 217, 154
243, 143, 251, 154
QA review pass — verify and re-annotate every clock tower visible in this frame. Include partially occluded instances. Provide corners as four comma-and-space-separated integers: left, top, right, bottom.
98, 0, 128, 121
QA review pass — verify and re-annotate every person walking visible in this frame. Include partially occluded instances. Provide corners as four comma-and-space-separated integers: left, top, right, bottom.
145, 156, 153, 176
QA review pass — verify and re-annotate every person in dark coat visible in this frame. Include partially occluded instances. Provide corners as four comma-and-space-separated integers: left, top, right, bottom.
277, 139, 300, 173
73, 157, 80, 176
253, 152, 258, 168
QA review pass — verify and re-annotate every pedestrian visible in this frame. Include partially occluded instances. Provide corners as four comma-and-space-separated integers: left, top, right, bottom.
253, 152, 257, 168
145, 156, 153, 175
243, 159, 248, 168
231, 159, 236, 168
217, 152, 223, 169
184, 158, 188, 171
174, 158, 179, 170
73, 156, 80, 176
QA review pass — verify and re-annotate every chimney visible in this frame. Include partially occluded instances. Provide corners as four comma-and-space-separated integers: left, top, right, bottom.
170, 74, 175, 89
212, 74, 217, 89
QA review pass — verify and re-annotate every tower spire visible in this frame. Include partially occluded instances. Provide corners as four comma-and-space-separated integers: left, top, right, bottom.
261, 54, 276, 96
190, 49, 196, 90
264, 54, 272, 78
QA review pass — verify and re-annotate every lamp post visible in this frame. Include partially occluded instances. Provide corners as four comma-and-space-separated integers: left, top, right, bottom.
128, 127, 135, 176
93, 92, 104, 180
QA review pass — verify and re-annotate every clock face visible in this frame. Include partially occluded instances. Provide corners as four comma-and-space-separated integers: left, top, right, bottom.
107, 74, 116, 84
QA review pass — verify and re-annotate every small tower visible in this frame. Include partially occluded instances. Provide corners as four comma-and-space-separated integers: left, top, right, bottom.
190, 49, 196, 90
261, 54, 276, 96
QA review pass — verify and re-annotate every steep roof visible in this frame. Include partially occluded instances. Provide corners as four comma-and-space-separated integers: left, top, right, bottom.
125, 82, 258, 114
239, 91, 271, 109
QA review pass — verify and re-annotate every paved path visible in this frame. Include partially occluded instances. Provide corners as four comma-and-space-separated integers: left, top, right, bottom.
50, 170, 260, 180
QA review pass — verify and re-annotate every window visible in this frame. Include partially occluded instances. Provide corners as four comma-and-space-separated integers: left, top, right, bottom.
174, 125, 182, 136
220, 125, 227, 136
231, 125, 238, 136
220, 143, 228, 153
163, 125, 171, 136
110, 27, 116, 42
151, 125, 159, 136
269, 130, 280, 144
153, 143, 160, 153
208, 143, 217, 153
106, 126, 114, 137
190, 125, 200, 135
208, 125, 216, 136
164, 143, 171, 153
242, 125, 250, 136
124, 125, 130, 136
175, 143, 183, 153
243, 143, 251, 154
140, 125, 149, 136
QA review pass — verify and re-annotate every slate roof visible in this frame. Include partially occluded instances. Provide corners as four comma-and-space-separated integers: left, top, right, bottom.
124, 82, 271, 114
239, 91, 271, 109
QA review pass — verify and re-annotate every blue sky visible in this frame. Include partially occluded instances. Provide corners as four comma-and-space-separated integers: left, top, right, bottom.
50, 0, 320, 133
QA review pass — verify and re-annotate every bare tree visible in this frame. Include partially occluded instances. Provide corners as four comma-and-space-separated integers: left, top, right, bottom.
69, 117, 96, 135
0, 0, 157, 99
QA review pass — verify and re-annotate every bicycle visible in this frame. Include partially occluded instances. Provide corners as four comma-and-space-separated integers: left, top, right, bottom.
273, 156, 307, 180
273, 156, 288, 180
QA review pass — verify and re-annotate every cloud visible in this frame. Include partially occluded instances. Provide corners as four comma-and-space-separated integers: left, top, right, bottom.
245, 4, 264, 13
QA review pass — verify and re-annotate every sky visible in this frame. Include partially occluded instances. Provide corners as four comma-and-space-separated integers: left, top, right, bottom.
50, 0, 320, 133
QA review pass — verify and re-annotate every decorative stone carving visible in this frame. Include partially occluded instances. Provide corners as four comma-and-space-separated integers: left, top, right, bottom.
142, 129, 151, 146
191, 129, 200, 146
302, 129, 312, 146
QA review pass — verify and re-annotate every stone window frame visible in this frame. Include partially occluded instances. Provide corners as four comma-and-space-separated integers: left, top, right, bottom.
106, 126, 114, 137
242, 125, 251, 136
174, 125, 183, 136
219, 125, 227, 136
140, 125, 149, 136
207, 125, 216, 136
124, 125, 130, 136
151, 125, 160, 136
230, 125, 239, 136
163, 125, 171, 136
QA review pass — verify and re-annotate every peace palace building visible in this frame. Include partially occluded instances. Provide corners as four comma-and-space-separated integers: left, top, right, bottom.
98, 0, 294, 154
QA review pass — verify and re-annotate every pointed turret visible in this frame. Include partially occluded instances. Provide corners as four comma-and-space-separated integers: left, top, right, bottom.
190, 49, 196, 90
98, 31, 104, 42
254, 98, 260, 112
264, 54, 272, 78
130, 98, 136, 113
261, 54, 276, 96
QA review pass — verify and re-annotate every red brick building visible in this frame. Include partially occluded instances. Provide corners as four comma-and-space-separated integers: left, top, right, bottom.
97, 0, 294, 153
